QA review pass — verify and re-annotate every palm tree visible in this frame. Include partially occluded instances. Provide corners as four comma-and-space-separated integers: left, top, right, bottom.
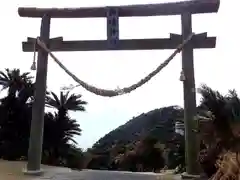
0, 68, 33, 97
0, 69, 34, 160
0, 69, 86, 166
0, 68, 34, 108
197, 84, 240, 178
44, 112, 82, 146
45, 90, 86, 144
46, 91, 87, 112
198, 84, 234, 141
44, 91, 87, 165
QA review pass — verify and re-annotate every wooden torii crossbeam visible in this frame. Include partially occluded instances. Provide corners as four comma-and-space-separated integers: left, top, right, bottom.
23, 32, 216, 52
18, 0, 219, 18
18, 0, 220, 177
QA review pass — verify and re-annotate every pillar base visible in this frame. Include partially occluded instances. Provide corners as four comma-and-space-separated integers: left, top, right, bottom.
181, 172, 201, 179
22, 168, 44, 176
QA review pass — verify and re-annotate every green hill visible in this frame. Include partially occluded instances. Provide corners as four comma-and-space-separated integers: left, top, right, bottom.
90, 106, 184, 154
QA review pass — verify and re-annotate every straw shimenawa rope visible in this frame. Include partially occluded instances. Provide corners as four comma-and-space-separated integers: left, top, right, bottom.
36, 33, 194, 97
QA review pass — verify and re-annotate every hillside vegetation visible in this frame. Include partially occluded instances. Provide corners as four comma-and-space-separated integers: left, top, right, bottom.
85, 106, 185, 172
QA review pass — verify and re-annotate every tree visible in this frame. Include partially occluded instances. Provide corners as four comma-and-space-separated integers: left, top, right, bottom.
198, 84, 233, 145
0, 96, 32, 160
45, 91, 87, 145
197, 84, 240, 178
0, 69, 34, 160
44, 90, 87, 165
0, 68, 33, 97
46, 91, 87, 113
0, 69, 87, 169
136, 136, 165, 172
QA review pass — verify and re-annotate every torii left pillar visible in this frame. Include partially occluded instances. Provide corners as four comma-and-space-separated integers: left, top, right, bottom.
23, 14, 50, 175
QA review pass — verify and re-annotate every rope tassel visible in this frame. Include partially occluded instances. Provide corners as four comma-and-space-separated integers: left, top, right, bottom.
31, 39, 37, 70
36, 33, 194, 97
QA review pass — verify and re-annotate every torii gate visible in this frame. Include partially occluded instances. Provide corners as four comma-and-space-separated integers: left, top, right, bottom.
18, 0, 220, 177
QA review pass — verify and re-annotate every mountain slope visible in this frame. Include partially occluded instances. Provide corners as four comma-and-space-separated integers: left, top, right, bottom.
91, 106, 184, 153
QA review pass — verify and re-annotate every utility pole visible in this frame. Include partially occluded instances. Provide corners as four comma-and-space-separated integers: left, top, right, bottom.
18, 0, 220, 176
24, 14, 51, 175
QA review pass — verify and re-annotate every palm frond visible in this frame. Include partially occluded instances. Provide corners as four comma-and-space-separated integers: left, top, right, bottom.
0, 69, 33, 96
225, 89, 240, 123
45, 92, 61, 109
198, 84, 231, 135
46, 91, 87, 112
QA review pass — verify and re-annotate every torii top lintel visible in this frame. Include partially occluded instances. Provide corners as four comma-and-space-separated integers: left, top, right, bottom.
18, 0, 220, 18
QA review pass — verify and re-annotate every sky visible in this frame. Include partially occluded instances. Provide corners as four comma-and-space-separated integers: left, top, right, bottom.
1, 0, 238, 149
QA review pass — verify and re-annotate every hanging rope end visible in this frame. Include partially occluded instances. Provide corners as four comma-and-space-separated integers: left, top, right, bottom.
30, 61, 37, 71
179, 70, 186, 81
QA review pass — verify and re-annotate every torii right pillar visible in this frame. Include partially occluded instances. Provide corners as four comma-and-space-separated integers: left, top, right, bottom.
180, 1, 220, 178
181, 12, 200, 177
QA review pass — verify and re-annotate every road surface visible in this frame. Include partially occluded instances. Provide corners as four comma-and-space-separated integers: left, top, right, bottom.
50, 169, 181, 180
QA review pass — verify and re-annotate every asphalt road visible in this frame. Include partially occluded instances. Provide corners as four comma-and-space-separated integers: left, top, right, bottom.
51, 169, 181, 180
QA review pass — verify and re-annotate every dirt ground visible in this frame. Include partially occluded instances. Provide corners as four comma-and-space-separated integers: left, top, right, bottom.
0, 160, 59, 180
0, 160, 182, 180
0, 160, 31, 180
